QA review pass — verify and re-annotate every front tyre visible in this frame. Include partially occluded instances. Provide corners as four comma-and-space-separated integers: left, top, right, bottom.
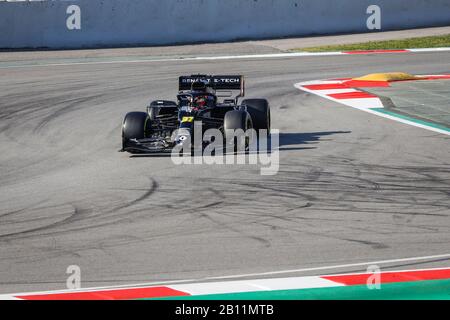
224, 110, 253, 153
122, 112, 150, 151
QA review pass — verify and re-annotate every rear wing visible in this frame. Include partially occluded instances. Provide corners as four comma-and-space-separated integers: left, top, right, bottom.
179, 75, 245, 97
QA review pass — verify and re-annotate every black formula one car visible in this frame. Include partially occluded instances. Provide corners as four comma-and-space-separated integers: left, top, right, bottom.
121, 74, 270, 154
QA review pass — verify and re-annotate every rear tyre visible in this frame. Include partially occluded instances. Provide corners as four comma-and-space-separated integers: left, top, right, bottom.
224, 110, 253, 153
122, 112, 150, 151
242, 99, 271, 135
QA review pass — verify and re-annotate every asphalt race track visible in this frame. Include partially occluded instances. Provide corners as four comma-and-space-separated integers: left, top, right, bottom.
0, 50, 449, 294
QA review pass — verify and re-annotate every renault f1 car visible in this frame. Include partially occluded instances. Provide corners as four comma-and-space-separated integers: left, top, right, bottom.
121, 74, 270, 154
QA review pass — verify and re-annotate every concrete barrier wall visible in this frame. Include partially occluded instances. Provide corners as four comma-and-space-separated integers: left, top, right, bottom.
1, 0, 449, 49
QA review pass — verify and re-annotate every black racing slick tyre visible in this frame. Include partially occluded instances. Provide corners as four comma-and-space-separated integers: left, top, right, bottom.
224, 110, 253, 152
242, 99, 271, 134
122, 112, 150, 151
224, 110, 252, 131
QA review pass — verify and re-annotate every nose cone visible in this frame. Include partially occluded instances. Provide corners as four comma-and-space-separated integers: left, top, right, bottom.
174, 127, 192, 146
176, 134, 190, 145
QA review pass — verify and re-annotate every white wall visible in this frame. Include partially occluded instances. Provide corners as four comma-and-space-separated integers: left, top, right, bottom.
0, 0, 449, 49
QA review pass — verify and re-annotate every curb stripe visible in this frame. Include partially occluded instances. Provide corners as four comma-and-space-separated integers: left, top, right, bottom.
169, 276, 341, 296
304, 81, 390, 91
303, 83, 349, 90
152, 279, 450, 300
343, 49, 409, 54
19, 286, 191, 301
323, 268, 450, 286
6, 267, 450, 300
423, 75, 450, 80
6, 253, 450, 300
342, 80, 391, 88
328, 91, 378, 99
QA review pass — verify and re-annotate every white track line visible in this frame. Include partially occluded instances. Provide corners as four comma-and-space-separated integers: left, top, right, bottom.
0, 52, 344, 69
2, 47, 450, 69
197, 253, 450, 281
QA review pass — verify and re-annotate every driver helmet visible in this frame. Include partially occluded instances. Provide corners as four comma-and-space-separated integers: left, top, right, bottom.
193, 95, 208, 110
191, 81, 207, 92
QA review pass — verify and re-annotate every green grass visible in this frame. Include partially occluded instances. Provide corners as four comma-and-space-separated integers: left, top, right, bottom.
292, 34, 450, 52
